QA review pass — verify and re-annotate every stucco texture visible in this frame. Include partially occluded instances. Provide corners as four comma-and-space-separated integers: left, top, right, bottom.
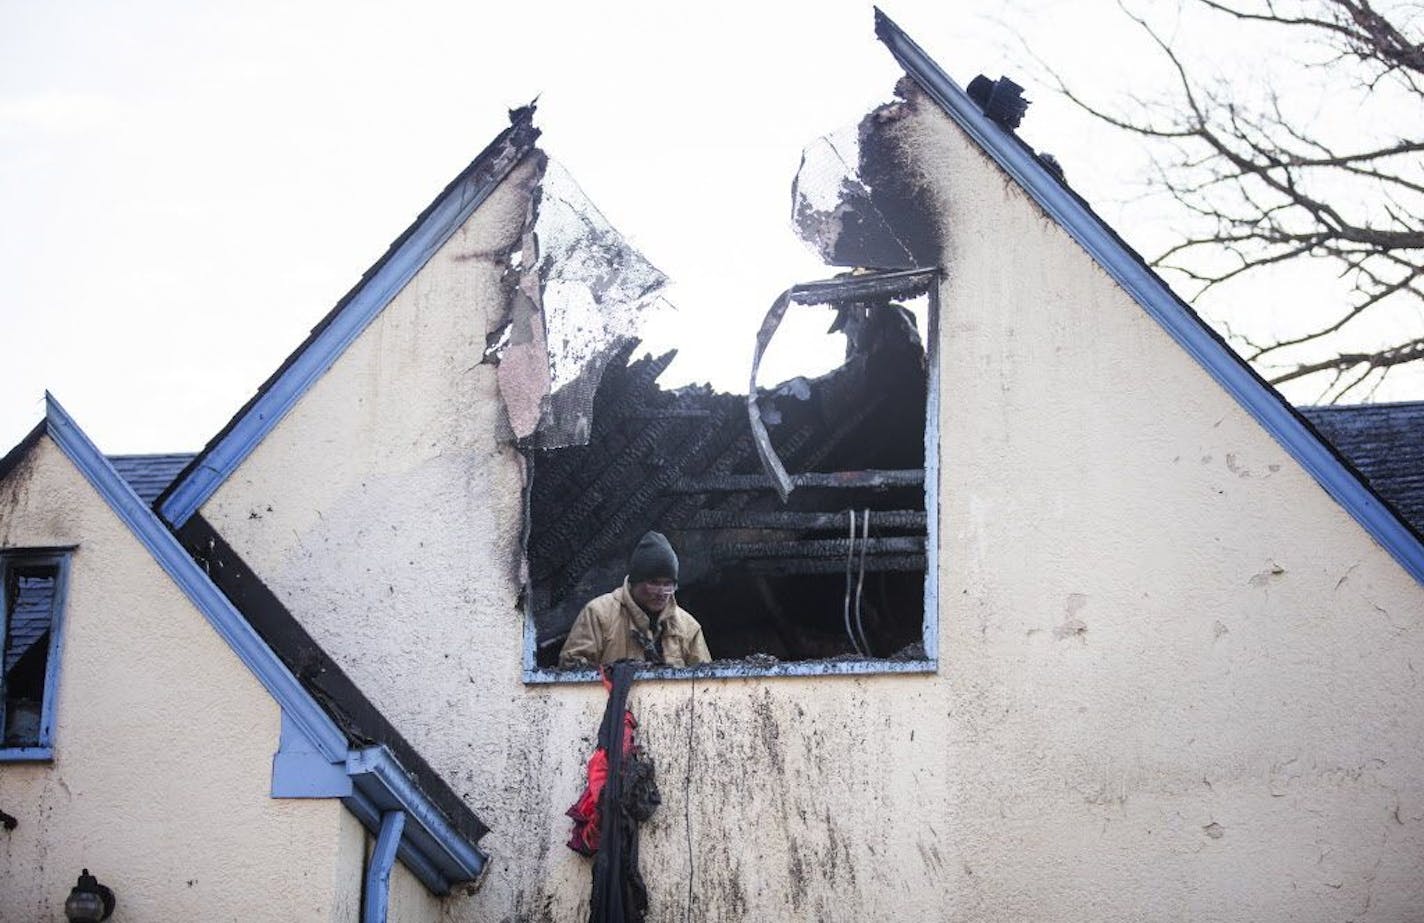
0, 435, 359, 921
201, 99, 1424, 921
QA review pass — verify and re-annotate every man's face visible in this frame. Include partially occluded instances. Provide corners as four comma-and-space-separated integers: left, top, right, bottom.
630, 578, 677, 613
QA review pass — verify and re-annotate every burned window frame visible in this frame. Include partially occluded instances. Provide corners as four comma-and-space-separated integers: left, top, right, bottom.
0, 548, 73, 761
519, 275, 941, 684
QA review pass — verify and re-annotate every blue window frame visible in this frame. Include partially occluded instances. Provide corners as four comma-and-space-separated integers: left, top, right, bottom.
0, 549, 72, 761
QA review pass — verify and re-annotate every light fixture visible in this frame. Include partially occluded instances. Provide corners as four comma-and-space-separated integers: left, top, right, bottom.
63, 869, 115, 922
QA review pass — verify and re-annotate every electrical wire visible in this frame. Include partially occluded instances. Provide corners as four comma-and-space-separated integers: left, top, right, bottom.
682, 679, 696, 922
853, 508, 873, 657
842, 509, 864, 656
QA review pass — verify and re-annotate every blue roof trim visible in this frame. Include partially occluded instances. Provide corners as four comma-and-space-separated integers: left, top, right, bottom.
43, 394, 350, 762
38, 395, 486, 893
157, 109, 540, 529
873, 9, 1424, 586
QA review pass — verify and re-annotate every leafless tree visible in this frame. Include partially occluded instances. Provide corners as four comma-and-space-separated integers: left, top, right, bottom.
1053, 0, 1424, 401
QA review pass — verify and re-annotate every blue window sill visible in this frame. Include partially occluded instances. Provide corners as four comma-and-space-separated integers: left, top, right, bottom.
0, 747, 54, 763
523, 658, 937, 685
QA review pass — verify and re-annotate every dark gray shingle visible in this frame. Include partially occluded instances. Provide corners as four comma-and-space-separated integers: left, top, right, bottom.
1301, 402, 1424, 535
107, 453, 197, 505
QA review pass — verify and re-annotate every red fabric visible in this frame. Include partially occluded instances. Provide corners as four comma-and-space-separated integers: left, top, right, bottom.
566, 675, 640, 856
566, 748, 609, 855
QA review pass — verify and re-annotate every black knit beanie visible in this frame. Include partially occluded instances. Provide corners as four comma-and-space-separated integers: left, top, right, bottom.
628, 531, 679, 584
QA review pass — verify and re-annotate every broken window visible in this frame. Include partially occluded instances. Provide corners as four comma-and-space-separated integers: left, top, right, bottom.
522, 267, 937, 675
515, 95, 942, 678
1, 551, 69, 756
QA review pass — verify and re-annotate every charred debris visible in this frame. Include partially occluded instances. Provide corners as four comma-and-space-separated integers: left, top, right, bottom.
525, 268, 935, 669
511, 89, 948, 669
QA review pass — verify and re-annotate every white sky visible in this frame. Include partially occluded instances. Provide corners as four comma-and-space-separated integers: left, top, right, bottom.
2, 0, 1420, 454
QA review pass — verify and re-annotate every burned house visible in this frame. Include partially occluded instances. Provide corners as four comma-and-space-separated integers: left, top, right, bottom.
4, 11, 1424, 922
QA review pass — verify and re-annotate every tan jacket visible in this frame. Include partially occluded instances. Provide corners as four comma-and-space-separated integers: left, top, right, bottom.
558, 580, 711, 669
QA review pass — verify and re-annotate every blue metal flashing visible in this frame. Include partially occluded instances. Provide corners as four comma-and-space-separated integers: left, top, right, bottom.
921, 285, 942, 660
873, 9, 1424, 586
156, 111, 540, 529
36, 396, 486, 894
364, 810, 406, 923
0, 746, 53, 762
524, 658, 938, 685
0, 548, 71, 762
271, 711, 352, 798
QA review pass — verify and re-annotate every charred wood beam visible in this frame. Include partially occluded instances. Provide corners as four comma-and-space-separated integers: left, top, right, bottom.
791, 388, 891, 472
686, 510, 926, 530
529, 417, 680, 568
626, 409, 713, 418
744, 554, 926, 576
552, 403, 738, 604
670, 469, 924, 494
715, 536, 925, 560
788, 267, 939, 306
657, 418, 818, 533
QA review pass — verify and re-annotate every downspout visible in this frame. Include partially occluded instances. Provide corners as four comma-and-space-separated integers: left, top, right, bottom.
363, 810, 407, 923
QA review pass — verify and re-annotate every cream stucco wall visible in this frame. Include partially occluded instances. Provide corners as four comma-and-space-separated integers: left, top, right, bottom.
200, 97, 1424, 921
0, 435, 362, 921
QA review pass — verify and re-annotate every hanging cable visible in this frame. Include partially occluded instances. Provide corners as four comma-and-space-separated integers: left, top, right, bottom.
853, 508, 873, 657
842, 509, 864, 656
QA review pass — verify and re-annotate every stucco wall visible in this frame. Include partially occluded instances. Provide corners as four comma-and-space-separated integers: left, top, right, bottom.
0, 435, 360, 921
200, 97, 1424, 921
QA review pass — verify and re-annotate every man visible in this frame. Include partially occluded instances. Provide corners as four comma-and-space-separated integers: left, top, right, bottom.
559, 531, 711, 669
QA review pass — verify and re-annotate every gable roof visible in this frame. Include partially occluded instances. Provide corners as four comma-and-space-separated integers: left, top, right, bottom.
108, 453, 196, 504
1302, 402, 1424, 534
20, 397, 487, 894
873, 9, 1424, 586
155, 107, 541, 528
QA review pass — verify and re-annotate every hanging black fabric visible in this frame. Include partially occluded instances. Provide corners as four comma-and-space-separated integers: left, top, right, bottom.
588, 660, 657, 922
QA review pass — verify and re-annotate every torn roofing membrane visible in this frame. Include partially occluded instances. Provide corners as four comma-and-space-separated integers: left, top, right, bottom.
792, 124, 921, 270
497, 158, 674, 449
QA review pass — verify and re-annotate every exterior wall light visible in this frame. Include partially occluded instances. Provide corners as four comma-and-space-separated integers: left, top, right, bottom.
63, 869, 115, 922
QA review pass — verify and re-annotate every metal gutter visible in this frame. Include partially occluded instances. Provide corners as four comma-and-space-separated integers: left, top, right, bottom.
363, 810, 406, 923
346, 746, 488, 895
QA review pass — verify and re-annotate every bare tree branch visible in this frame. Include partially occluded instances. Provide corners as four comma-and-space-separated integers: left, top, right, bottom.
1050, 0, 1424, 399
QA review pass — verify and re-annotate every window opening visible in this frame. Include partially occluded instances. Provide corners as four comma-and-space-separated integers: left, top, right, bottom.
1, 552, 68, 754
523, 268, 936, 675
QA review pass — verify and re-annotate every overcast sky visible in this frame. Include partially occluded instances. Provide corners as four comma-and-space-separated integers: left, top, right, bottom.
2, 1, 1419, 454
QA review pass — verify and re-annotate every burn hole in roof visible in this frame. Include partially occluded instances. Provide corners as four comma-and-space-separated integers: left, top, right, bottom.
524, 270, 933, 669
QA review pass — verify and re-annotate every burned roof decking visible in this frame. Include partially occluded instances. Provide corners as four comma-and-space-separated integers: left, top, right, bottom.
527, 291, 931, 661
